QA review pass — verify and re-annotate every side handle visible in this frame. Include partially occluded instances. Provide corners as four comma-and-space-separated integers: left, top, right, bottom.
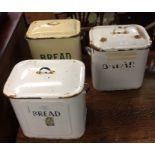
85, 46, 92, 56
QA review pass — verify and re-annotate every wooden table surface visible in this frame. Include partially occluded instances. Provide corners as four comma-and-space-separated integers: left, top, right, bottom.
16, 53, 155, 143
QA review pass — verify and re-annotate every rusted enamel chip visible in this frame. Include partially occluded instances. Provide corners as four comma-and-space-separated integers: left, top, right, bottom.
100, 37, 107, 43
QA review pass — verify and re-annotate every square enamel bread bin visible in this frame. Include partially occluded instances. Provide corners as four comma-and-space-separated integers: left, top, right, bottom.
26, 19, 82, 60
3, 60, 86, 139
89, 25, 152, 91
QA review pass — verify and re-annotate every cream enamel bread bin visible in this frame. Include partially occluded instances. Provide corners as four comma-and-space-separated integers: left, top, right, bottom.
26, 19, 81, 60
89, 25, 152, 91
3, 60, 86, 139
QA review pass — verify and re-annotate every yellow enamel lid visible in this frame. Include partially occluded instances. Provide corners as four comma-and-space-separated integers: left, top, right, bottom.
26, 19, 80, 39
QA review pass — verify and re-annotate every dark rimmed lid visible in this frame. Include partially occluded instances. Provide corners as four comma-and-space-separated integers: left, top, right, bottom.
3, 60, 85, 99
89, 24, 152, 51
26, 19, 80, 39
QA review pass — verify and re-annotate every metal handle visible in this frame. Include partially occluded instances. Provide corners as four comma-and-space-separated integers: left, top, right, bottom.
36, 67, 55, 74
113, 26, 128, 34
85, 46, 92, 56
47, 21, 59, 26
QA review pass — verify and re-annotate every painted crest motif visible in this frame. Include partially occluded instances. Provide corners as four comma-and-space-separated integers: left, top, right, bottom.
45, 117, 55, 126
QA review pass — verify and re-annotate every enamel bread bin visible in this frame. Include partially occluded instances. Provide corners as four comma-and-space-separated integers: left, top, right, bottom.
89, 25, 152, 91
3, 60, 86, 139
26, 19, 82, 60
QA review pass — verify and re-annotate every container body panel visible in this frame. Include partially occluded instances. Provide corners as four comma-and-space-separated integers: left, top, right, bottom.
27, 36, 81, 60
91, 49, 149, 90
10, 93, 86, 139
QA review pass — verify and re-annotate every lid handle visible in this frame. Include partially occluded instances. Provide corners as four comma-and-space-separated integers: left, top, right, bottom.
113, 26, 128, 34
47, 21, 60, 26
36, 67, 55, 74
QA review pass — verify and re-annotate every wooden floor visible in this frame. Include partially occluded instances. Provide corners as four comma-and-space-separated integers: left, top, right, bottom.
16, 54, 155, 143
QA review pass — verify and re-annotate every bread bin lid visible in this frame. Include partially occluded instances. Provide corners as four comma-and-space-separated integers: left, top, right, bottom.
89, 24, 152, 51
26, 19, 80, 39
3, 60, 85, 99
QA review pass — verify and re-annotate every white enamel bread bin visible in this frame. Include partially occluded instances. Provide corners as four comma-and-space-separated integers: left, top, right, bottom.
26, 19, 82, 60
89, 25, 152, 91
3, 60, 86, 139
